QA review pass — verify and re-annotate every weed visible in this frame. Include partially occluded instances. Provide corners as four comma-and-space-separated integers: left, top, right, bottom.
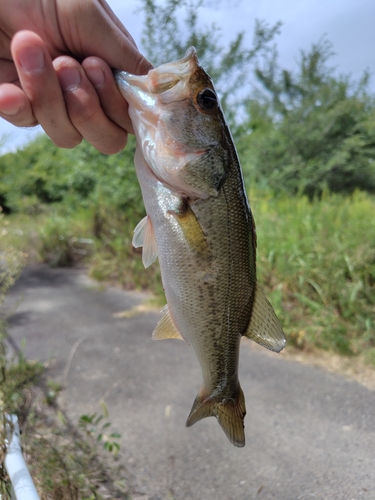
0, 207, 40, 496
252, 189, 375, 359
38, 210, 94, 267
78, 401, 122, 456
45, 379, 63, 405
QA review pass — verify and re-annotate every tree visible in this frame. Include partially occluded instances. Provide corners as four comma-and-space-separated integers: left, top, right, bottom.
138, 0, 280, 129
239, 38, 375, 196
0, 135, 143, 215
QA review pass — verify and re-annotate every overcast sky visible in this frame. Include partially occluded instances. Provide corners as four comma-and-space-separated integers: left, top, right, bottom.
1, 0, 374, 152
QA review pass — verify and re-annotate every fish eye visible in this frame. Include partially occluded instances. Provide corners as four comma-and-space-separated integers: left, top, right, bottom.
196, 88, 218, 111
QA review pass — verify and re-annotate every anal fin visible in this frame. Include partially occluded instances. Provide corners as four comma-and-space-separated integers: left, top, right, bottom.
243, 284, 286, 352
132, 215, 158, 268
152, 305, 185, 341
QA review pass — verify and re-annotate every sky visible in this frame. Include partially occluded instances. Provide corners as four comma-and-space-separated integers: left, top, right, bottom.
1, 0, 374, 152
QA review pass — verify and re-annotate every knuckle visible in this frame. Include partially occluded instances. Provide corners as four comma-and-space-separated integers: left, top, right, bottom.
74, 106, 97, 126
86, 130, 128, 155
32, 93, 62, 114
53, 134, 82, 149
65, 93, 98, 126
99, 136, 128, 155
132, 57, 153, 77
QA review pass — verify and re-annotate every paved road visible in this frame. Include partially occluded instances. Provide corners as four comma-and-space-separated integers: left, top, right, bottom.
5, 265, 375, 500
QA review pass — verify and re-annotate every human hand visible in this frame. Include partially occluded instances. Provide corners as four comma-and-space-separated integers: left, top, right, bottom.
0, 0, 152, 153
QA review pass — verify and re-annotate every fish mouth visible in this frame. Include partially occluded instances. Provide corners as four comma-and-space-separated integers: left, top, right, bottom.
114, 70, 154, 108
115, 47, 198, 107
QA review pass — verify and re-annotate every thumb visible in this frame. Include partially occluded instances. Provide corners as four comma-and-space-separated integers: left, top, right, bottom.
57, 0, 153, 75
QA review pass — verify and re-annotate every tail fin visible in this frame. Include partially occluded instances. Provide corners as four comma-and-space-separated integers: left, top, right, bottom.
186, 387, 246, 447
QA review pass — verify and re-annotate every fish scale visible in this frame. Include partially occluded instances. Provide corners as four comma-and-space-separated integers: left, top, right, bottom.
116, 47, 285, 447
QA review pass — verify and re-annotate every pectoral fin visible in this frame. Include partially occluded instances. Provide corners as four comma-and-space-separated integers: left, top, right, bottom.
169, 205, 208, 256
243, 284, 286, 352
133, 215, 158, 268
152, 305, 185, 341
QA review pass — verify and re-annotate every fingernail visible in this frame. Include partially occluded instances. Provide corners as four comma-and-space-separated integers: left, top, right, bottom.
58, 66, 81, 91
17, 46, 45, 73
85, 67, 105, 89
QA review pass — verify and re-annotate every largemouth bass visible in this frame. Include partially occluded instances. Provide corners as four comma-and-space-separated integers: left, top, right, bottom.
116, 48, 285, 447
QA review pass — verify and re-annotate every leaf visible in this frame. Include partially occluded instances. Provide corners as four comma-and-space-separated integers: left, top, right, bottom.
79, 414, 93, 424
93, 415, 103, 426
57, 410, 66, 426
104, 442, 113, 452
99, 400, 109, 419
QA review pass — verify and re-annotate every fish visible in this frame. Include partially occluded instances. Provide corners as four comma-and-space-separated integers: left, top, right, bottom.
115, 47, 285, 447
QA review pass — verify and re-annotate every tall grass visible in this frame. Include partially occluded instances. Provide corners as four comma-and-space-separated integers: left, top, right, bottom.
3, 189, 375, 365
252, 190, 375, 362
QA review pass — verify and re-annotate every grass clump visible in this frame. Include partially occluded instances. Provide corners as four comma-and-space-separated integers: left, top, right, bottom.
38, 209, 95, 267
253, 189, 375, 361
22, 395, 129, 499
1, 379, 130, 499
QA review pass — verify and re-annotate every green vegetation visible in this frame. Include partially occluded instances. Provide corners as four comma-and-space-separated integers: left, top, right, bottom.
0, 222, 32, 497
0, 215, 129, 499
253, 190, 375, 363
239, 38, 375, 197
0, 0, 374, 494
2, 149, 374, 366
0, 1, 374, 371
1, 0, 375, 366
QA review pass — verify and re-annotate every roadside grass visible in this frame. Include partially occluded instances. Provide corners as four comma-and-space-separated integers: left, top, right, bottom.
0, 229, 130, 499
2, 188, 375, 368
87, 204, 163, 294
1, 187, 374, 497
1, 363, 130, 499
0, 211, 43, 263
252, 189, 375, 363
2, 205, 164, 294
0, 228, 31, 497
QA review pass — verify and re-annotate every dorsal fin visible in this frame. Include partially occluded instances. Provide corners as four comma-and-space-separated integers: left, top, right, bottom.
243, 284, 286, 353
132, 215, 158, 268
152, 305, 185, 341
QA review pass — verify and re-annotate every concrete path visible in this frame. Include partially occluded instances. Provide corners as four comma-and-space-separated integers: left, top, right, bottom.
5, 265, 375, 500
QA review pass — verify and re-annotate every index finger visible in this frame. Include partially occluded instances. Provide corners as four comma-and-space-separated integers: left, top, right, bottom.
11, 31, 82, 148
82, 56, 134, 134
